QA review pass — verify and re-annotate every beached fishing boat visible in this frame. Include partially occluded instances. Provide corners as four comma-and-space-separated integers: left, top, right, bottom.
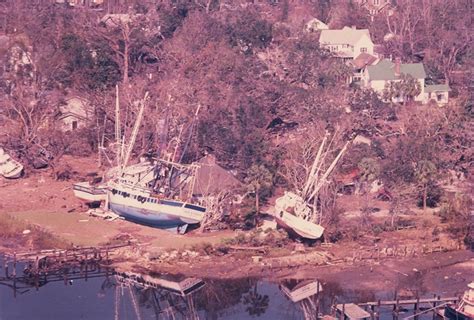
0, 148, 23, 179
443, 282, 474, 320
271, 135, 349, 240
72, 89, 227, 233
273, 192, 325, 240
107, 158, 207, 233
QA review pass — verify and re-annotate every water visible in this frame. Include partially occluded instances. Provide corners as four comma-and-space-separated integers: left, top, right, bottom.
0, 255, 446, 320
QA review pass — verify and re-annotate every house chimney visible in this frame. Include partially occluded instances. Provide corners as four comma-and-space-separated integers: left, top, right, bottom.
394, 57, 401, 77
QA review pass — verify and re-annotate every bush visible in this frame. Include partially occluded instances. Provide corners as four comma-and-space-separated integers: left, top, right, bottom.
326, 230, 344, 243
437, 194, 472, 243
438, 194, 471, 223
417, 183, 442, 208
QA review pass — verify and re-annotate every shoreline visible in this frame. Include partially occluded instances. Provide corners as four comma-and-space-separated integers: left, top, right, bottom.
1, 157, 472, 296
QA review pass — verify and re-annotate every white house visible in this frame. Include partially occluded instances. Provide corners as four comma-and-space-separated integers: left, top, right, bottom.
354, 0, 393, 18
363, 58, 426, 102
56, 96, 92, 132
362, 58, 451, 105
319, 26, 374, 60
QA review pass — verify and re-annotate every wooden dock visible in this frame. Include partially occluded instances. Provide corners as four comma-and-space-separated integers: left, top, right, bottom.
358, 296, 458, 307
334, 296, 459, 320
0, 243, 131, 297
336, 303, 371, 319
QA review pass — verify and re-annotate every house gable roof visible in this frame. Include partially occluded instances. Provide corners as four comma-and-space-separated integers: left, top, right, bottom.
367, 59, 426, 81
400, 63, 426, 79
319, 26, 372, 46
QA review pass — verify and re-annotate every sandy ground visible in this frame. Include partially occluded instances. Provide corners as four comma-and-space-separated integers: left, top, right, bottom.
0, 156, 237, 250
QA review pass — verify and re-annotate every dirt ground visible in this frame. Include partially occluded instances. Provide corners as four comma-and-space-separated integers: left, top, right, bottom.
0, 155, 237, 250
0, 155, 472, 296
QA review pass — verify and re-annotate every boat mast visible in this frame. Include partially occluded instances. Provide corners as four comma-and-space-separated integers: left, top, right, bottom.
168, 104, 202, 191
302, 133, 328, 199
121, 91, 149, 173
115, 84, 122, 166
179, 104, 201, 164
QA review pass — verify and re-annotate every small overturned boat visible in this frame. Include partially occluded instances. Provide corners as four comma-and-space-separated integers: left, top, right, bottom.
272, 192, 324, 240
443, 282, 474, 320
0, 147, 23, 179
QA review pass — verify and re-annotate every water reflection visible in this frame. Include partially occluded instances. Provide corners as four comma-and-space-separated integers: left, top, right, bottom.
0, 254, 442, 320
280, 279, 322, 320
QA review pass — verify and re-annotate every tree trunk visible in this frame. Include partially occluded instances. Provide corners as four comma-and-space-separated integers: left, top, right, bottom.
123, 42, 129, 84
423, 185, 427, 212
255, 186, 260, 214
122, 23, 130, 84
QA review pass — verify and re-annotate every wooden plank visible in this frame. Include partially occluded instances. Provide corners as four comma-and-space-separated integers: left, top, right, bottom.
358, 297, 458, 306
336, 303, 371, 319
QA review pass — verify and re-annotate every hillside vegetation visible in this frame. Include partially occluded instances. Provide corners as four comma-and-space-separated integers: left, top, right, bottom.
0, 1, 472, 244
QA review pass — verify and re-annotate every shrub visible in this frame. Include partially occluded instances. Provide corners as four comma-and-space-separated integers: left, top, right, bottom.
417, 183, 442, 208
437, 194, 472, 243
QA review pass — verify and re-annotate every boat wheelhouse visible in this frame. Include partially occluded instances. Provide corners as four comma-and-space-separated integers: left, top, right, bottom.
73, 182, 107, 202
106, 158, 207, 233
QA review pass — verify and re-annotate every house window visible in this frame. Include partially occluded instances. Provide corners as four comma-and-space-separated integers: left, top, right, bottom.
72, 120, 78, 130
360, 47, 367, 53
437, 93, 443, 101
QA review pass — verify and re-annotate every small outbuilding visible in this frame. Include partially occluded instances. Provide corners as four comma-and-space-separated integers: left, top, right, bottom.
304, 18, 329, 33
56, 96, 92, 132
424, 84, 451, 106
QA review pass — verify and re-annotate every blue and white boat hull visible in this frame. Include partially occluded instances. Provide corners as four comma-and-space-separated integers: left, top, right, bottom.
108, 188, 206, 233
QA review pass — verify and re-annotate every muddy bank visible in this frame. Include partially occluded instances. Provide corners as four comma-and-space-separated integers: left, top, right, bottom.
1, 156, 472, 297
109, 249, 473, 299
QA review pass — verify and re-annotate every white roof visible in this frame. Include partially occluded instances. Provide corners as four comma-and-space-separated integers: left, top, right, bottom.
319, 26, 372, 46
305, 18, 329, 31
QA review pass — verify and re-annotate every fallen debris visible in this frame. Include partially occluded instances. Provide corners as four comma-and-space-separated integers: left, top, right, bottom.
87, 208, 122, 221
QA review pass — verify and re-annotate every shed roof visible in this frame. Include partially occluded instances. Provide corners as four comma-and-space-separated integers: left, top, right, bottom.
367, 59, 426, 81
319, 26, 372, 46
352, 52, 378, 69
305, 18, 329, 31
425, 84, 451, 93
